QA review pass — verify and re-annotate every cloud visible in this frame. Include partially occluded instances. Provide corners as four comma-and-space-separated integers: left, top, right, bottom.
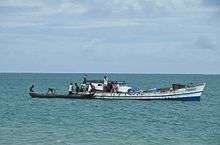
49, 19, 141, 29
0, 0, 91, 27
90, 0, 215, 17
203, 0, 220, 19
203, 0, 220, 6
0, 0, 40, 7
194, 36, 216, 50
0, 1, 89, 17
0, 0, 219, 29
0, 0, 89, 15
59, 1, 89, 15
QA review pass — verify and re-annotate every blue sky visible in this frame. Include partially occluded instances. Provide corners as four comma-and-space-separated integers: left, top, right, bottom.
0, 0, 220, 74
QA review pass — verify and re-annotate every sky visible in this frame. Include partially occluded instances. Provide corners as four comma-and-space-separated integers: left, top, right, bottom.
0, 0, 220, 74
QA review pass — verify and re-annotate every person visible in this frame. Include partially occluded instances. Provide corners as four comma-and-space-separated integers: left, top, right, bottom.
107, 82, 113, 92
29, 85, 34, 92
88, 83, 92, 92
83, 74, 87, 84
112, 83, 118, 93
81, 75, 87, 92
81, 83, 87, 92
75, 83, 80, 93
47, 88, 55, 94
103, 76, 108, 92
91, 83, 96, 92
68, 83, 74, 95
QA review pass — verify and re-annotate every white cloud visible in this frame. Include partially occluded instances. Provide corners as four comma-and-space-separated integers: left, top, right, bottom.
100, 0, 204, 16
49, 19, 141, 29
0, 0, 89, 16
0, 0, 219, 28
0, 0, 90, 27
0, 0, 41, 7
59, 1, 89, 15
0, 21, 42, 27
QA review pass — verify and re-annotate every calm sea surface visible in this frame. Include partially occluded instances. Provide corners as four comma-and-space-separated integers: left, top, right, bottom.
0, 73, 219, 145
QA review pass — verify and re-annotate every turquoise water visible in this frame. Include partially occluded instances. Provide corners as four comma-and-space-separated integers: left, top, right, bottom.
0, 73, 219, 145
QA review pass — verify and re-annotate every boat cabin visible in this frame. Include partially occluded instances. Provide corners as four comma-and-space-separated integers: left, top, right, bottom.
84, 80, 132, 93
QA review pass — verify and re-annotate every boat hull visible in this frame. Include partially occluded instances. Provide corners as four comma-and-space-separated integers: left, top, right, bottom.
29, 92, 94, 99
29, 92, 202, 101
93, 91, 202, 101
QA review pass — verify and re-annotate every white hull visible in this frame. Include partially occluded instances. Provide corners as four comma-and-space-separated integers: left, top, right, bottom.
93, 83, 206, 101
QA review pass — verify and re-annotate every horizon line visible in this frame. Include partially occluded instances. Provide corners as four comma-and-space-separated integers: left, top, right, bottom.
0, 71, 220, 75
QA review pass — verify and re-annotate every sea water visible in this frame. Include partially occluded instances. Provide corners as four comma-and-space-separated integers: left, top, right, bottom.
0, 73, 219, 145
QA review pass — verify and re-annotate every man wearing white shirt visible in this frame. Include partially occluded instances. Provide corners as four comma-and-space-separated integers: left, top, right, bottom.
68, 83, 74, 95
103, 76, 108, 92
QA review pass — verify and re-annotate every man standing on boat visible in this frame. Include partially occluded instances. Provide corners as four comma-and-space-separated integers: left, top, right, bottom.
68, 83, 74, 95
81, 74, 88, 92
103, 76, 108, 92
29, 85, 34, 92
75, 83, 80, 93
83, 74, 87, 84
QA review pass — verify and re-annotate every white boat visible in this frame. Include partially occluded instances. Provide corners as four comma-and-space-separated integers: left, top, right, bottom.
93, 83, 206, 101
29, 82, 206, 101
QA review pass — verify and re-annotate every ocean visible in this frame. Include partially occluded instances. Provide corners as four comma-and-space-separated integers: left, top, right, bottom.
0, 73, 219, 145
